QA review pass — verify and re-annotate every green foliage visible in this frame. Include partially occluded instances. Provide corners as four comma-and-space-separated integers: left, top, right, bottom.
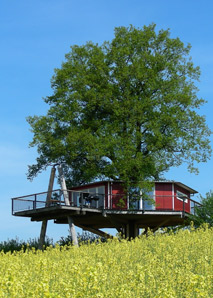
27, 24, 211, 188
0, 233, 105, 253
0, 237, 53, 253
57, 231, 106, 246
190, 190, 213, 227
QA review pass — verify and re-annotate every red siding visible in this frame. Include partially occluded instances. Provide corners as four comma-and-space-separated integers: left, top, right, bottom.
111, 183, 127, 209
69, 181, 192, 213
155, 183, 173, 210
174, 185, 190, 213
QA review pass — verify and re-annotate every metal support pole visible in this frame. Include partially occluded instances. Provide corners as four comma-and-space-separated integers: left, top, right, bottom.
39, 166, 56, 250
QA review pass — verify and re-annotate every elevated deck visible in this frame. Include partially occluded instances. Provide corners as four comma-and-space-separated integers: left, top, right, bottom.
12, 189, 201, 238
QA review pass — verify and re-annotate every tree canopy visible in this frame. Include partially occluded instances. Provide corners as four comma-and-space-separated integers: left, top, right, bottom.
27, 24, 211, 187
190, 191, 213, 227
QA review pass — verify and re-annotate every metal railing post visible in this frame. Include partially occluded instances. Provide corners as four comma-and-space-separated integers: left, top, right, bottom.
183, 199, 185, 217
80, 193, 83, 208
60, 190, 63, 206
172, 194, 174, 211
111, 194, 112, 209
12, 199, 14, 215
194, 202, 197, 216
34, 194, 37, 209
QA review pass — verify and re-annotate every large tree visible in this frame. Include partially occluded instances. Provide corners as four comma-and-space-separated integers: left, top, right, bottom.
27, 24, 211, 187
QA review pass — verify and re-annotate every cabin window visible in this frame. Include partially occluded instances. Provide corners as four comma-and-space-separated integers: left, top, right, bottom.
72, 186, 105, 208
128, 187, 140, 209
144, 190, 155, 210
176, 190, 188, 203
128, 187, 155, 210
72, 192, 80, 206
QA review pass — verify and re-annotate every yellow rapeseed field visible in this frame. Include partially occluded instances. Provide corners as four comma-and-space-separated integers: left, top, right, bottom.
0, 226, 212, 298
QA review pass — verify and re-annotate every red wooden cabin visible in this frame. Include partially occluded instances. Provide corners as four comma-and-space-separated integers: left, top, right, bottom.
70, 180, 197, 214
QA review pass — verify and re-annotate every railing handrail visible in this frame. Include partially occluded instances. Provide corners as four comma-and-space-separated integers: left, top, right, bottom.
11, 189, 61, 200
12, 188, 202, 216
11, 189, 202, 204
12, 198, 65, 204
11, 188, 201, 201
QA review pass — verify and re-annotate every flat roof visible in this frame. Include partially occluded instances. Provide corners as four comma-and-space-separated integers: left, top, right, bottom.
70, 180, 198, 194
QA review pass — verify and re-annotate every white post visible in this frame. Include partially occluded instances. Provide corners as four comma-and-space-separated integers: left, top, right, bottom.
57, 165, 79, 247
127, 194, 129, 210
57, 165, 70, 206
172, 183, 174, 210
139, 189, 143, 210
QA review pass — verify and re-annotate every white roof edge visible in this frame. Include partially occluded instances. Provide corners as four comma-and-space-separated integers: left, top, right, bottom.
71, 180, 198, 194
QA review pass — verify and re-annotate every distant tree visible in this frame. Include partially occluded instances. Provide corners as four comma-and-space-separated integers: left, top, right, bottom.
190, 191, 213, 227
27, 24, 211, 188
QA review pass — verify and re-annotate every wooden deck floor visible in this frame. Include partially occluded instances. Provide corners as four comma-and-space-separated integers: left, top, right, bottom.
13, 205, 189, 230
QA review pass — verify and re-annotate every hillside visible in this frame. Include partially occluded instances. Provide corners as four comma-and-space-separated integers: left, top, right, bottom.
0, 226, 212, 297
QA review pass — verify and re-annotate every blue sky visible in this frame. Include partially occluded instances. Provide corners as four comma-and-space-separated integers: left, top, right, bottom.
1, 0, 213, 242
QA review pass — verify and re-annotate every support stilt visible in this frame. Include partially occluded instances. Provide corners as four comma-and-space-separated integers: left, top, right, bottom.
39, 220, 48, 250
151, 219, 170, 233
125, 222, 139, 239
58, 165, 79, 247
68, 216, 79, 246
38, 166, 56, 250
78, 224, 114, 239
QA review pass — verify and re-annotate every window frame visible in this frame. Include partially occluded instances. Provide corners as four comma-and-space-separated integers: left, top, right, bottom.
176, 190, 188, 203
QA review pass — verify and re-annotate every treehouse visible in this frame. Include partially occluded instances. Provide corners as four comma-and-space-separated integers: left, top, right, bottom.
12, 176, 201, 241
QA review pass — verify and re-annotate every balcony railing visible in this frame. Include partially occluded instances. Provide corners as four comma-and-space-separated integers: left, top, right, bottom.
11, 189, 202, 216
